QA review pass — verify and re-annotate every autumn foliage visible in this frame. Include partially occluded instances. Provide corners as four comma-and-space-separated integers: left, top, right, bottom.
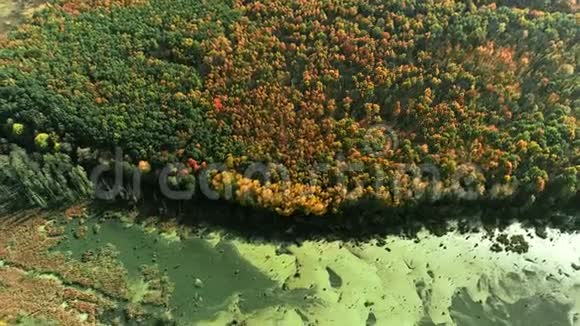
0, 0, 577, 216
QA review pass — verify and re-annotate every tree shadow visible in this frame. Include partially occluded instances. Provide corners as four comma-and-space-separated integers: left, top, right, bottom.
93, 192, 580, 244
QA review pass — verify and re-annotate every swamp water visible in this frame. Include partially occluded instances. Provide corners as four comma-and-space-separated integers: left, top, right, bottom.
49, 214, 580, 325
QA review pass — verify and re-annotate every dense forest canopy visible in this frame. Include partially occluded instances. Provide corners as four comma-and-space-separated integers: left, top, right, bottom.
0, 0, 578, 216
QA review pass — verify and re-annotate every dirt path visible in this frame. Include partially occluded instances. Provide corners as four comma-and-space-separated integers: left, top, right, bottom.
0, 0, 46, 34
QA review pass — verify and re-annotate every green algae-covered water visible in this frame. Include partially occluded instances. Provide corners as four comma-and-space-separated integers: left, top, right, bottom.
54, 218, 313, 325
51, 214, 580, 325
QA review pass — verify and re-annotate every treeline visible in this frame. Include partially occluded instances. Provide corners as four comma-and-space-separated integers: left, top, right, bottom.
472, 0, 576, 12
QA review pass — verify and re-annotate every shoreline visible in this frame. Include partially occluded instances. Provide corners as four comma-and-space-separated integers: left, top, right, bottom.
93, 190, 580, 243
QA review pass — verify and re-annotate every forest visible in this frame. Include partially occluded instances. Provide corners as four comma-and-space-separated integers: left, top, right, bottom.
0, 0, 578, 217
